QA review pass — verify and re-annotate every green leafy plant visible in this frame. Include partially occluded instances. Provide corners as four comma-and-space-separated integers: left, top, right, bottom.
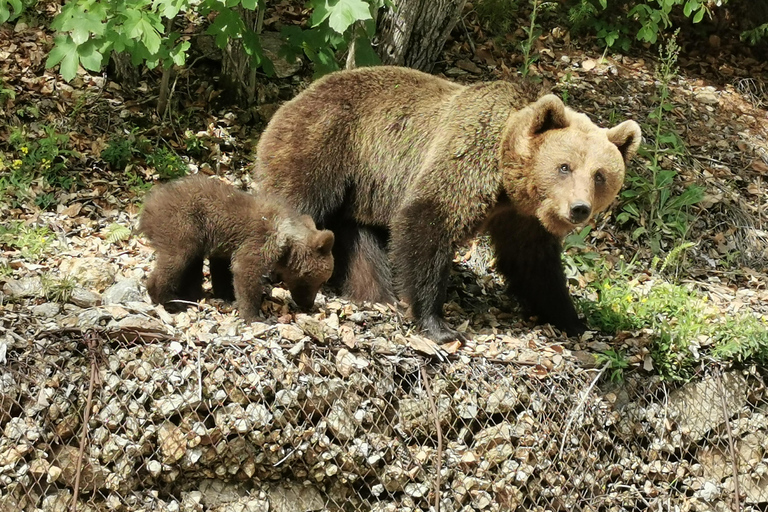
41, 274, 76, 303
0, 222, 53, 260
595, 349, 630, 382
565, 0, 713, 50
742, 22, 768, 45
0, 0, 24, 24
146, 146, 187, 180
105, 223, 132, 244
281, 0, 385, 77
41, 0, 386, 82
615, 31, 702, 253
579, 254, 768, 380
475, 0, 520, 35
562, 225, 600, 281
102, 132, 141, 170
0, 126, 76, 209
0, 73, 15, 105
519, 0, 542, 78
124, 170, 153, 196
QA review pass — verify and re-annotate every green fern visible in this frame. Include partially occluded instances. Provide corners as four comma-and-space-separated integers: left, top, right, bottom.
106, 223, 132, 244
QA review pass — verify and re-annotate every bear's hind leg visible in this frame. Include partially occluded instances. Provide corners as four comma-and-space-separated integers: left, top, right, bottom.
487, 212, 585, 336
329, 221, 395, 304
342, 226, 395, 304
210, 256, 235, 301
147, 252, 204, 312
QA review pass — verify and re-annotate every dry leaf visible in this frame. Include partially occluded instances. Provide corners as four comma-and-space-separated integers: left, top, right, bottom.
750, 160, 768, 175
582, 59, 596, 71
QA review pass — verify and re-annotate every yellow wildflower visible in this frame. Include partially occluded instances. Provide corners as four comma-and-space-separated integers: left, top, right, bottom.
20, 146, 28, 154
12, 159, 22, 168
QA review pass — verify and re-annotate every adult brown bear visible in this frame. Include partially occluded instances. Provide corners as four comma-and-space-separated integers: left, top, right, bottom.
139, 175, 334, 321
253, 66, 641, 342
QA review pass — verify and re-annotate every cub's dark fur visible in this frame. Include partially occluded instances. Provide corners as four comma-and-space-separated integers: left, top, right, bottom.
139, 175, 334, 321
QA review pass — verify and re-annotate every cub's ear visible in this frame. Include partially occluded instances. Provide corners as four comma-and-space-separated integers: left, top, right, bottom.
528, 94, 568, 135
607, 120, 642, 164
298, 214, 317, 230
315, 230, 334, 255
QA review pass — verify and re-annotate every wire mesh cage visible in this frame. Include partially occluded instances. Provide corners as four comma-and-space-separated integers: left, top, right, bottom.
1, 320, 766, 512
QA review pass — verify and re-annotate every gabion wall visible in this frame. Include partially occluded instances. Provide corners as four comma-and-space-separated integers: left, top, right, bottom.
1, 326, 766, 512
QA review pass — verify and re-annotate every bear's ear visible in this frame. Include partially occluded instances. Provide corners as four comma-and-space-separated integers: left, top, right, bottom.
315, 230, 334, 255
607, 120, 642, 164
528, 94, 569, 135
298, 214, 317, 230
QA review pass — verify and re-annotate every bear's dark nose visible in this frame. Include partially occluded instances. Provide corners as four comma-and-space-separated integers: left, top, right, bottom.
569, 202, 592, 224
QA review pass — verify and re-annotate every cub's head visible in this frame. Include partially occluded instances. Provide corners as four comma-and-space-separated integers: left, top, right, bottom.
503, 94, 642, 238
275, 215, 335, 310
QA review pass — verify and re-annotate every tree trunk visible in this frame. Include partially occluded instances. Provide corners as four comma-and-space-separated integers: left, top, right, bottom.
109, 52, 140, 89
375, 0, 467, 72
220, 7, 261, 106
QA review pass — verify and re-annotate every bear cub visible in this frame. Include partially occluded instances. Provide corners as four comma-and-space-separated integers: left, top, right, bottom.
138, 175, 335, 321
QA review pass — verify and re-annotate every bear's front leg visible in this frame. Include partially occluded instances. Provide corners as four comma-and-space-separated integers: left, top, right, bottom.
231, 252, 269, 323
391, 201, 467, 343
488, 211, 586, 336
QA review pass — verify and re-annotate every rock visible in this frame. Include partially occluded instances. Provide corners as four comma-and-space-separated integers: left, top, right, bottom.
102, 279, 144, 305
59, 257, 117, 291
326, 401, 357, 441
2, 276, 43, 298
32, 302, 61, 318
69, 288, 102, 307
444, 67, 468, 78
296, 314, 334, 342
198, 479, 247, 508
157, 422, 187, 464
259, 31, 303, 78
694, 88, 719, 105
668, 371, 748, 442
485, 381, 519, 414
53, 445, 108, 492
111, 314, 168, 333
267, 483, 324, 512
455, 58, 482, 74
279, 324, 304, 342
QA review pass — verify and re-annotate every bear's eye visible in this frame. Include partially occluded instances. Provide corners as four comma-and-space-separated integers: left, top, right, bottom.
595, 171, 605, 184
558, 163, 570, 175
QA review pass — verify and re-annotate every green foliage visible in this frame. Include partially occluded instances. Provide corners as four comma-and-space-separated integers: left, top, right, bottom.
475, 0, 519, 35
520, 0, 542, 77
0, 222, 53, 260
0, 126, 75, 209
105, 223, 132, 244
0, 0, 23, 24
102, 132, 141, 170
566, 0, 713, 50
39, 0, 386, 82
615, 32, 702, 253
41, 273, 76, 303
146, 146, 187, 180
579, 253, 768, 380
281, 0, 385, 77
742, 22, 768, 45
183, 130, 205, 157
595, 349, 630, 382
0, 73, 15, 105
562, 225, 600, 281
125, 170, 153, 196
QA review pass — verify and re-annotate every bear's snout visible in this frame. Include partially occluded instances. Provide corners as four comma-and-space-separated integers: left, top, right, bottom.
569, 201, 592, 224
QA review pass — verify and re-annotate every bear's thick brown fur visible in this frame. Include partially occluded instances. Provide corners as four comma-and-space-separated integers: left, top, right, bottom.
253, 66, 641, 341
138, 175, 334, 321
